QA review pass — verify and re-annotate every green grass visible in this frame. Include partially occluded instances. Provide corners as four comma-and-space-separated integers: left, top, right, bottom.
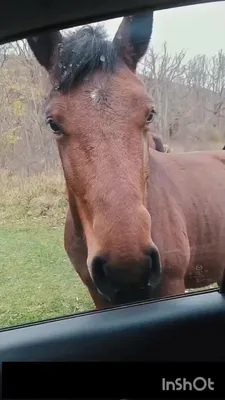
0, 223, 93, 329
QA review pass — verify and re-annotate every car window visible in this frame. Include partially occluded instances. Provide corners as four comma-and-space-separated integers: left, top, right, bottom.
1, 1, 224, 329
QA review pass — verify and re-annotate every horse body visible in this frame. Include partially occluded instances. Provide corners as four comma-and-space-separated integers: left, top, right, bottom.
147, 149, 225, 296
27, 10, 225, 310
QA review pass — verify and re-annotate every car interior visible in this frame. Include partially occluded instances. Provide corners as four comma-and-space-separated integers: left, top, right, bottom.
1, 0, 225, 397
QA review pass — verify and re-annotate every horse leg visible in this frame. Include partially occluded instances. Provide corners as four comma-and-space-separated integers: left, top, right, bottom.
158, 253, 189, 298
156, 245, 189, 299
159, 274, 186, 298
64, 207, 109, 310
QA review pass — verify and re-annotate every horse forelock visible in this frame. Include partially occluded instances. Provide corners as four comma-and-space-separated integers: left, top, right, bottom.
52, 25, 118, 92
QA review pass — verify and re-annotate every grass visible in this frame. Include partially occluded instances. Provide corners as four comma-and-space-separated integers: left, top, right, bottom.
0, 223, 93, 329
0, 169, 95, 329
0, 169, 68, 227
0, 169, 218, 329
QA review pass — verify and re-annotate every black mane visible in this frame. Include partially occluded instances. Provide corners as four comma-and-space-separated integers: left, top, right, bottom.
54, 24, 118, 92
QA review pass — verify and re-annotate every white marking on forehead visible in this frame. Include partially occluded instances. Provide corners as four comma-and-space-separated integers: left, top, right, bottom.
91, 89, 99, 103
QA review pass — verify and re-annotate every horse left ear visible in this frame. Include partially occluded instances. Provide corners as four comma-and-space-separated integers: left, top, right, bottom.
113, 10, 154, 72
27, 31, 62, 72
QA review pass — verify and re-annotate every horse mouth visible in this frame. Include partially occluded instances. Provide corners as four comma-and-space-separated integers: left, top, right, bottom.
100, 284, 160, 307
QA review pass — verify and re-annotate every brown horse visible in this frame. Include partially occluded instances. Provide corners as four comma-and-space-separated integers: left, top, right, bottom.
28, 11, 225, 310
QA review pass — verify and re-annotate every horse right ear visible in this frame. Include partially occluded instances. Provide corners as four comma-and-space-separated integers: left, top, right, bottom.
113, 10, 153, 72
27, 31, 62, 71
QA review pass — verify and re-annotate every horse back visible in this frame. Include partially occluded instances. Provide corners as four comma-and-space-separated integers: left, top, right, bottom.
149, 149, 225, 249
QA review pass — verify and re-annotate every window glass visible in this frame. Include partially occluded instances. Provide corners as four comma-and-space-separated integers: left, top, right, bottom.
0, 2, 224, 329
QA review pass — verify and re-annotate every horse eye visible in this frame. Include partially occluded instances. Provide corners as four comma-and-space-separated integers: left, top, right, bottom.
146, 112, 154, 123
47, 119, 62, 135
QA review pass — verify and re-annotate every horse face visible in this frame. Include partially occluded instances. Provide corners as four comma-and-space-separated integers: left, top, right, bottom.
27, 12, 162, 305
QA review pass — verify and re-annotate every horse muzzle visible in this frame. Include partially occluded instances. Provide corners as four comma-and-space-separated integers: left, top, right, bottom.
90, 246, 162, 305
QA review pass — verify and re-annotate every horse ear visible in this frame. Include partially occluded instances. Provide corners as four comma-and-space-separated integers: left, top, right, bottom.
152, 134, 165, 153
27, 31, 63, 72
113, 11, 153, 72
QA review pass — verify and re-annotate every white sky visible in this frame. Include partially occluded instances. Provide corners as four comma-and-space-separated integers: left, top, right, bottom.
79, 1, 225, 59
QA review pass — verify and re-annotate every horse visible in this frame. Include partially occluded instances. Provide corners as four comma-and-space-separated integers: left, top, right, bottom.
27, 10, 225, 310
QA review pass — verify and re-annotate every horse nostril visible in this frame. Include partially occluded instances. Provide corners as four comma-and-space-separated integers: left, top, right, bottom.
92, 255, 108, 286
91, 255, 117, 302
145, 247, 162, 288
